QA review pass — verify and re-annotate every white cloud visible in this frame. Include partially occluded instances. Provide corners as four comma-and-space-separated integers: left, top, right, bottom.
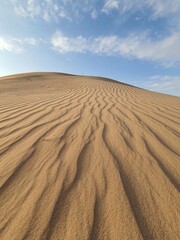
11, 0, 70, 21
0, 36, 39, 53
12, 0, 41, 18
102, 0, 120, 14
0, 37, 22, 52
11, 0, 98, 22
15, 38, 39, 46
91, 9, 98, 19
148, 0, 180, 18
143, 75, 180, 93
51, 31, 180, 65
102, 0, 180, 18
51, 31, 88, 53
11, 0, 180, 24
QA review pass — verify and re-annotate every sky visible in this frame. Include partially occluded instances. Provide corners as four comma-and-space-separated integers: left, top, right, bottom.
0, 0, 180, 96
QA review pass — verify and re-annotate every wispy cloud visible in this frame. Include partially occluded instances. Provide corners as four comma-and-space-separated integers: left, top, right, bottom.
51, 31, 180, 65
147, 0, 180, 19
0, 36, 40, 52
102, 0, 180, 19
0, 37, 21, 52
11, 0, 70, 21
143, 75, 180, 93
11, 0, 98, 22
51, 31, 88, 53
102, 0, 120, 14
10, 0, 180, 35
91, 9, 98, 19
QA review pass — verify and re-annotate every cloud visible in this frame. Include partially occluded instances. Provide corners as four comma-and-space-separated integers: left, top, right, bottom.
143, 75, 180, 93
11, 0, 180, 25
11, 0, 99, 22
0, 36, 39, 52
28, 38, 39, 45
51, 31, 180, 65
51, 31, 88, 53
11, 0, 70, 21
12, 0, 41, 17
102, 0, 180, 19
91, 9, 98, 19
147, 0, 180, 19
102, 0, 120, 14
102, 0, 180, 35
0, 37, 22, 52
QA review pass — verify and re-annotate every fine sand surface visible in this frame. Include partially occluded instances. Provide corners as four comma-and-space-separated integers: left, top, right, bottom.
0, 72, 179, 240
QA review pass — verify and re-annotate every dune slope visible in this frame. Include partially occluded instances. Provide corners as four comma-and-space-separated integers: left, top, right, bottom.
0, 73, 179, 240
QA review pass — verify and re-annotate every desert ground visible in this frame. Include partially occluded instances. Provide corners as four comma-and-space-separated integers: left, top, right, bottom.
0, 72, 179, 240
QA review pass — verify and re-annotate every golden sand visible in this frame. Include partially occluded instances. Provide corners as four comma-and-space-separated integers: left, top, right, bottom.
0, 72, 179, 240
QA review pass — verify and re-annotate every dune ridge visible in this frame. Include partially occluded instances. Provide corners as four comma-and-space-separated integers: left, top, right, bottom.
0, 72, 179, 240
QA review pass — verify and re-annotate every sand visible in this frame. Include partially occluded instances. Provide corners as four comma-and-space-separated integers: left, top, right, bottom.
0, 72, 179, 240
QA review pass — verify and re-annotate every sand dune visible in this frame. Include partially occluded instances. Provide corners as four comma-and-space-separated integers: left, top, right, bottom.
0, 72, 179, 240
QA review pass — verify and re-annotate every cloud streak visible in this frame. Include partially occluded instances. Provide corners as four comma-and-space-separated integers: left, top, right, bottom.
11, 0, 70, 21
0, 36, 39, 52
11, 0, 98, 22
51, 31, 180, 65
11, 0, 180, 31
102, 0, 180, 18
102, 0, 120, 14
143, 75, 180, 94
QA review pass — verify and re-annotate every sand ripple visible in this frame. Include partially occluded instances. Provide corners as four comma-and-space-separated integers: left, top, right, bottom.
0, 73, 180, 240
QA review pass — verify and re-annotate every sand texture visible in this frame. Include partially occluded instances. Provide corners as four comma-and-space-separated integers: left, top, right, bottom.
0, 72, 180, 240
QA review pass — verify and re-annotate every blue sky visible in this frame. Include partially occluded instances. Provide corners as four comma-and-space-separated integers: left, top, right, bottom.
0, 0, 180, 96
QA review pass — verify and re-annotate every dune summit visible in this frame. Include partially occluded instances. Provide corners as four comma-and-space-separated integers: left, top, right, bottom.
0, 72, 179, 240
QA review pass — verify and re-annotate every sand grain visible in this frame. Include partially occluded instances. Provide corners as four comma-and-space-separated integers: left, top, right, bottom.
0, 73, 179, 240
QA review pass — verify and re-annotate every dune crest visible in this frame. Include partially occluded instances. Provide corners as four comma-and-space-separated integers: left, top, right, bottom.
0, 73, 179, 240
